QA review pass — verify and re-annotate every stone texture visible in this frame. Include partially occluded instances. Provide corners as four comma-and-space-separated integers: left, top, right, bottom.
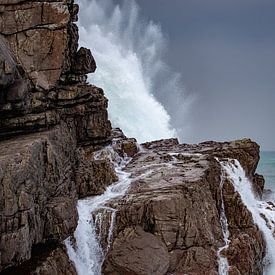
112, 128, 138, 158
0, 0, 96, 90
0, 37, 18, 89
76, 146, 118, 198
71, 47, 96, 75
101, 138, 266, 275
0, 2, 70, 90
0, 1, 270, 275
0, 0, 114, 273
0, 124, 78, 270
1, 244, 76, 275
103, 226, 169, 275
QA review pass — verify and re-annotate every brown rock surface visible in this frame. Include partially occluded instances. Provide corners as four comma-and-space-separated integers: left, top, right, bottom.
0, 1, 270, 275
103, 226, 169, 275
76, 146, 118, 198
0, 124, 78, 270
0, 0, 114, 273
0, 1, 96, 90
101, 138, 265, 275
1, 244, 76, 275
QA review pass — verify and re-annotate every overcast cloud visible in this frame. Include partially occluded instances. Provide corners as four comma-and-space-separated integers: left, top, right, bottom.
122, 0, 275, 150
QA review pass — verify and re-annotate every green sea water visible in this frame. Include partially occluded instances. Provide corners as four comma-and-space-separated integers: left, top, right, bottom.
257, 151, 275, 191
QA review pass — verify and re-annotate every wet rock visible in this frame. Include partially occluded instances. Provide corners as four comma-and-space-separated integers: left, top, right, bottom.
0, 125, 78, 270
76, 146, 118, 198
1, 244, 76, 275
0, 1, 113, 273
102, 138, 265, 274
253, 173, 265, 196
71, 47, 96, 75
112, 128, 138, 158
103, 226, 169, 275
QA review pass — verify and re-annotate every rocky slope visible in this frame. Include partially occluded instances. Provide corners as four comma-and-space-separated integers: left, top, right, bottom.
100, 138, 266, 275
0, 1, 271, 275
0, 0, 114, 273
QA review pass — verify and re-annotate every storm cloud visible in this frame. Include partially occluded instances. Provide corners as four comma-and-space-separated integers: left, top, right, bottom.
118, 0, 275, 150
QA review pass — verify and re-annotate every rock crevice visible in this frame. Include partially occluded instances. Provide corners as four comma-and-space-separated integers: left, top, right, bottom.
0, 1, 270, 275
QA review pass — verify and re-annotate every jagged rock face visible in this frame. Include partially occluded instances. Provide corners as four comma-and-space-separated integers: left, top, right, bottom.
0, 1, 269, 275
0, 0, 114, 273
0, 38, 18, 89
0, 1, 96, 90
0, 1, 70, 90
102, 138, 265, 275
76, 146, 118, 198
0, 124, 78, 270
1, 244, 76, 275
0, 37, 30, 106
0, 0, 111, 144
222, 178, 265, 274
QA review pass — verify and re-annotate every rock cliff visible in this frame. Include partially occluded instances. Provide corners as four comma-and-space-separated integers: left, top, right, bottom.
0, 0, 113, 273
0, 1, 271, 275
101, 139, 266, 275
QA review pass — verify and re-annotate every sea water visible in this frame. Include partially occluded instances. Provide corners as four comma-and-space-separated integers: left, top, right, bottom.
258, 151, 275, 191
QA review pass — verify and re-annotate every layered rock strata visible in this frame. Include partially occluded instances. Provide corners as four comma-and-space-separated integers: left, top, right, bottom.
0, 1, 270, 275
101, 139, 266, 275
0, 0, 113, 273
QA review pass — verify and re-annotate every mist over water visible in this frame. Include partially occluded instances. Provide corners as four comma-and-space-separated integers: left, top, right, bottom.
77, 0, 190, 143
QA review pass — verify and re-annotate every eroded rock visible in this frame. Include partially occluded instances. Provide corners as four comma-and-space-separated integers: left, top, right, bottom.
0, 0, 114, 273
101, 138, 266, 275
103, 226, 169, 275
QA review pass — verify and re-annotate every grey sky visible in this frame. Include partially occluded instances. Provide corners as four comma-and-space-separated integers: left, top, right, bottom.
131, 0, 275, 150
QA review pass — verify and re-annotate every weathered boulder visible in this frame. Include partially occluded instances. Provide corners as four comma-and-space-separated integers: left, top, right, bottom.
71, 47, 96, 75
101, 138, 265, 275
103, 226, 170, 275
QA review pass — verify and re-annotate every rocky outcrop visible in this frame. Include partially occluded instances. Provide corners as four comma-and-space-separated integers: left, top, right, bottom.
0, 0, 111, 144
0, 1, 270, 275
0, 0, 114, 273
0, 0, 93, 90
0, 125, 78, 271
1, 244, 76, 275
101, 138, 266, 275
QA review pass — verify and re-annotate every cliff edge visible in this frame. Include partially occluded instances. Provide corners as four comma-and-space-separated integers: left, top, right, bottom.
0, 1, 114, 273
0, 1, 271, 275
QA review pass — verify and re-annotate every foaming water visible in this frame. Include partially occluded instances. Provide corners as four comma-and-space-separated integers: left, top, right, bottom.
216, 166, 230, 275
77, 0, 191, 143
220, 159, 275, 275
65, 148, 131, 274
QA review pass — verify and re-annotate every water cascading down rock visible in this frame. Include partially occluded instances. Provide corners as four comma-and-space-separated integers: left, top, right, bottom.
0, 1, 274, 275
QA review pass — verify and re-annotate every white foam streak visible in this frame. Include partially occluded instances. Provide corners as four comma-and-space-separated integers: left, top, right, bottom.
65, 148, 131, 275
220, 159, 275, 275
77, 0, 183, 143
217, 168, 230, 275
